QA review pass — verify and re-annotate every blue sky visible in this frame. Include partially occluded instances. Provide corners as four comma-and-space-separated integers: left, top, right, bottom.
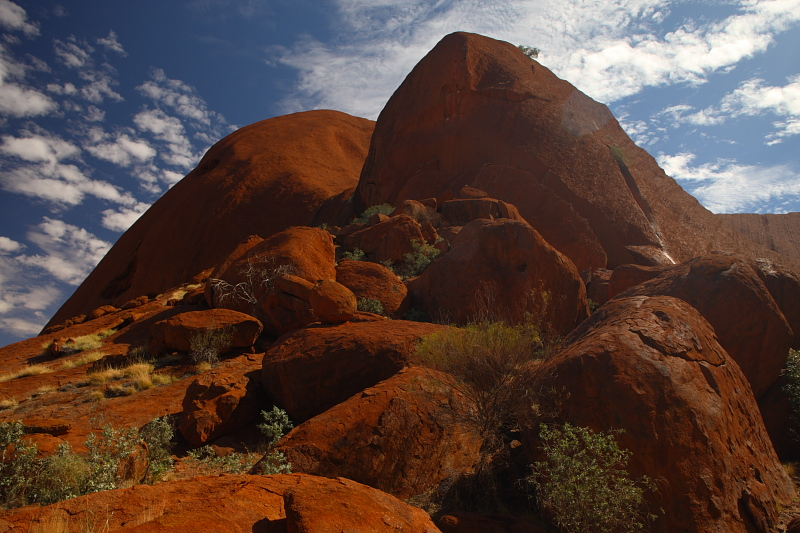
1, 0, 799, 345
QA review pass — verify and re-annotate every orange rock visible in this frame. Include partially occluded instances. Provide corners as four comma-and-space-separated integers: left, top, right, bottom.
150, 309, 263, 353
0, 474, 437, 533
440, 198, 525, 227
531, 295, 794, 533
757, 259, 800, 349
178, 368, 264, 447
21, 417, 71, 436
343, 214, 427, 263
354, 32, 787, 273
46, 110, 373, 330
407, 218, 588, 335
277, 367, 482, 499
336, 259, 408, 317
607, 263, 669, 299
308, 280, 357, 324
261, 320, 447, 422
614, 252, 793, 399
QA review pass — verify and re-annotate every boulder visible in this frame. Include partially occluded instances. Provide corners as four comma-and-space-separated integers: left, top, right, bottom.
46, 110, 373, 329
21, 418, 71, 436
343, 214, 427, 263
353, 32, 788, 272
407, 218, 588, 335
178, 368, 265, 447
262, 320, 447, 422
0, 474, 438, 533
207, 226, 336, 336
582, 267, 612, 308
530, 295, 795, 533
308, 280, 357, 324
336, 259, 408, 317
440, 198, 525, 227
391, 199, 436, 224
276, 367, 482, 499
757, 259, 800, 349
607, 263, 669, 299
614, 252, 793, 399
149, 309, 263, 353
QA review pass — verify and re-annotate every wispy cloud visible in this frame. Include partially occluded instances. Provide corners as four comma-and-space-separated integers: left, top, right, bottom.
96, 30, 126, 56
657, 151, 800, 213
0, 0, 39, 37
101, 202, 151, 232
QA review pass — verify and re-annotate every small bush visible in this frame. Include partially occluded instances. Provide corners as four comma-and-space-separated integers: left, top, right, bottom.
256, 407, 294, 474
189, 326, 232, 366
529, 423, 658, 533
184, 446, 258, 475
140, 416, 174, 482
397, 239, 440, 279
357, 297, 385, 315
353, 203, 394, 224
341, 248, 366, 261
518, 44, 540, 59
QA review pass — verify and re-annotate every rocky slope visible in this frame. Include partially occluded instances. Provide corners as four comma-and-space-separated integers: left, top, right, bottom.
2, 31, 799, 533
720, 212, 800, 260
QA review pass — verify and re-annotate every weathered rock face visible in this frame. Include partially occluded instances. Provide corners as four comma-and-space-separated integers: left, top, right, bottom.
336, 259, 409, 317
407, 218, 588, 334
343, 214, 428, 263
614, 252, 793, 399
757, 259, 800, 349
531, 295, 794, 533
0, 474, 438, 533
720, 212, 800, 259
262, 320, 446, 422
276, 366, 482, 500
46, 110, 373, 329
149, 309, 263, 354
178, 368, 265, 447
353, 31, 786, 272
607, 263, 669, 300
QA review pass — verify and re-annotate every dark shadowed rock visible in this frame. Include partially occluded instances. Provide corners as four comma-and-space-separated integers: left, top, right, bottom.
343, 214, 428, 263
308, 280, 357, 324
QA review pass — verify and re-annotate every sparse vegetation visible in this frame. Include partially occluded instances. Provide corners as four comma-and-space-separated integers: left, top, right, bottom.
85, 363, 174, 397
189, 326, 233, 367
528, 423, 659, 533
395, 239, 440, 280
183, 446, 259, 475
52, 329, 118, 357
518, 44, 540, 59
140, 416, 175, 483
353, 203, 394, 224
209, 257, 293, 311
341, 248, 366, 261
0, 363, 54, 382
357, 297, 385, 315
61, 350, 105, 370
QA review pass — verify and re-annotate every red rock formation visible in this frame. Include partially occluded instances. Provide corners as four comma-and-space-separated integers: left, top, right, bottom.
531, 295, 794, 533
614, 252, 793, 399
354, 32, 790, 272
407, 218, 588, 334
720, 212, 800, 259
178, 368, 264, 447
46, 110, 373, 329
336, 259, 408, 317
149, 309, 263, 354
308, 280, 357, 324
261, 320, 446, 422
607, 263, 669, 300
0, 474, 438, 533
343, 214, 428, 263
277, 366, 482, 499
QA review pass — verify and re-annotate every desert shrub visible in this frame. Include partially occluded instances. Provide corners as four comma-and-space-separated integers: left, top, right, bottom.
353, 203, 394, 224
140, 416, 174, 482
341, 248, 366, 261
184, 446, 259, 474
518, 44, 540, 59
414, 320, 548, 444
357, 297, 385, 315
0, 421, 38, 507
397, 239, 440, 279
29, 443, 88, 504
209, 258, 293, 311
189, 326, 232, 366
256, 407, 294, 474
529, 423, 658, 533
783, 349, 800, 440
84, 425, 141, 493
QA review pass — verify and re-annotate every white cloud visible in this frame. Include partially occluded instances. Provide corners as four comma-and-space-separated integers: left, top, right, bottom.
17, 217, 111, 284
0, 133, 79, 163
657, 151, 800, 213
54, 36, 93, 69
84, 130, 156, 167
101, 201, 151, 231
0, 0, 39, 37
137, 68, 225, 128
133, 108, 198, 170
270, 0, 800, 118
96, 30, 126, 56
0, 316, 47, 337
0, 236, 22, 253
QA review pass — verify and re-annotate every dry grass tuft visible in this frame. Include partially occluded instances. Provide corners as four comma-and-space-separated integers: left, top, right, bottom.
0, 364, 54, 382
61, 350, 106, 370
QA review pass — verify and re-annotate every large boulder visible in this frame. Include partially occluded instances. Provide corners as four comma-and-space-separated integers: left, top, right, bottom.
308, 280, 357, 324
529, 296, 794, 533
614, 252, 793, 399
262, 320, 446, 422
47, 110, 373, 328
276, 366, 483, 500
336, 259, 408, 317
0, 474, 438, 533
353, 32, 790, 272
757, 259, 800, 349
343, 214, 428, 263
407, 218, 588, 334
149, 309, 263, 353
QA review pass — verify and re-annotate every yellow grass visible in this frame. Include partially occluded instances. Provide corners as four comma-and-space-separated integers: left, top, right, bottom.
61, 350, 106, 370
0, 363, 53, 382
86, 362, 174, 396
35, 384, 57, 395
0, 397, 19, 409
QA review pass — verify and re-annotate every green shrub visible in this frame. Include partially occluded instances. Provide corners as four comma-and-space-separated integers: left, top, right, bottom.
140, 416, 174, 482
398, 239, 440, 279
189, 326, 232, 366
529, 423, 658, 533
518, 44, 540, 59
353, 203, 394, 224
342, 248, 366, 261
414, 320, 547, 443
258, 406, 294, 448
357, 297, 385, 315
184, 446, 258, 474
84, 425, 140, 493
